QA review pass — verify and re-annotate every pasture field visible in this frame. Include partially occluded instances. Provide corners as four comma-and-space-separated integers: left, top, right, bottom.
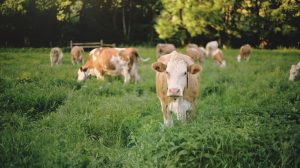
0, 47, 299, 167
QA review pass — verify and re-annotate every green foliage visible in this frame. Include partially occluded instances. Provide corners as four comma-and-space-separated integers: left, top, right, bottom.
0, 0, 26, 15
155, 0, 300, 45
0, 48, 300, 167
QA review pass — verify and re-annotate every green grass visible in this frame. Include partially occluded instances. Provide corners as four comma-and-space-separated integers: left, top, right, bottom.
0, 47, 299, 168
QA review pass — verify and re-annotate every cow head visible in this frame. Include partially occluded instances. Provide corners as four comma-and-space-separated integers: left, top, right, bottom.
77, 67, 89, 81
152, 61, 201, 97
289, 64, 300, 81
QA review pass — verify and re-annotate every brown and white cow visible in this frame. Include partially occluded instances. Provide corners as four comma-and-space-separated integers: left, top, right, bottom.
205, 41, 218, 57
77, 47, 140, 84
156, 43, 176, 57
237, 44, 252, 62
71, 46, 85, 65
152, 51, 202, 127
289, 61, 300, 81
50, 47, 63, 66
212, 49, 226, 67
186, 43, 205, 64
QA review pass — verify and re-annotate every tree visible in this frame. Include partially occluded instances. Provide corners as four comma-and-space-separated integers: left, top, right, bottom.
155, 0, 237, 45
155, 0, 300, 47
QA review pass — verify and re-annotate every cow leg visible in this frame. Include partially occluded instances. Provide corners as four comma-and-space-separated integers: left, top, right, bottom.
50, 57, 54, 66
122, 65, 131, 84
130, 63, 140, 84
160, 100, 173, 127
246, 55, 250, 61
72, 58, 76, 65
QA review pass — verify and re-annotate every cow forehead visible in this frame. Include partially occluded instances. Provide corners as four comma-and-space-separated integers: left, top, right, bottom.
166, 60, 187, 72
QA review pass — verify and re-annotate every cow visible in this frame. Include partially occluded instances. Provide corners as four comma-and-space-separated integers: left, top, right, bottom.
186, 43, 205, 64
199, 47, 206, 57
71, 46, 85, 65
237, 44, 252, 62
205, 41, 218, 57
289, 61, 300, 81
212, 49, 226, 67
50, 47, 63, 66
77, 47, 140, 84
156, 43, 176, 57
152, 51, 202, 127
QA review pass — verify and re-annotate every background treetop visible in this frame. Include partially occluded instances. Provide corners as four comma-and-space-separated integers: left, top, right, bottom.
0, 0, 299, 48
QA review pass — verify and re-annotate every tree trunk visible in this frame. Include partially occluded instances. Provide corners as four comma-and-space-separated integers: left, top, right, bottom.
122, 1, 127, 40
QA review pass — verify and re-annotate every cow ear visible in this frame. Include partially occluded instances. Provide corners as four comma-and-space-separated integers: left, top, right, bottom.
80, 67, 88, 72
188, 64, 202, 74
152, 62, 166, 72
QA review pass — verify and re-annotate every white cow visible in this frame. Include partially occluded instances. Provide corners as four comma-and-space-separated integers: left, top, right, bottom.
50, 47, 63, 66
289, 61, 300, 81
186, 43, 205, 64
237, 44, 252, 62
156, 43, 176, 57
152, 51, 202, 127
205, 41, 218, 57
71, 46, 84, 65
212, 49, 226, 68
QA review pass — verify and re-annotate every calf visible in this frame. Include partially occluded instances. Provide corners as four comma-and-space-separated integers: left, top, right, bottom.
289, 61, 300, 81
237, 44, 252, 62
156, 43, 176, 57
71, 46, 85, 65
152, 51, 202, 127
205, 41, 218, 57
50, 47, 63, 66
77, 47, 140, 84
212, 49, 226, 67
186, 44, 205, 64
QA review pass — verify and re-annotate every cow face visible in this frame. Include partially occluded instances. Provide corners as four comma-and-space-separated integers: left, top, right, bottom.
152, 61, 201, 97
289, 64, 299, 81
77, 67, 89, 81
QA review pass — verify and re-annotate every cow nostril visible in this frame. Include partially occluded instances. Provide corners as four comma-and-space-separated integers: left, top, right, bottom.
169, 88, 180, 94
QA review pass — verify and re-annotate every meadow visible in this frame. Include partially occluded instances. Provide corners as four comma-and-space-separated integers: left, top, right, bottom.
0, 47, 299, 168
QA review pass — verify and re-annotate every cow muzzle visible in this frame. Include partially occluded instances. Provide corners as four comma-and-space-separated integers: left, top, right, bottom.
167, 88, 183, 97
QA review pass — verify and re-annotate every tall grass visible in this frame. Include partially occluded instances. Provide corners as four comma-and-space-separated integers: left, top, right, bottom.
0, 47, 299, 167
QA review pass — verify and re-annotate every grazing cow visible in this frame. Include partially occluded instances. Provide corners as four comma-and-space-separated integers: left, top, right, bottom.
156, 43, 176, 57
289, 61, 300, 81
152, 51, 202, 127
212, 49, 226, 67
50, 47, 63, 66
205, 41, 218, 57
199, 47, 206, 57
77, 47, 140, 84
186, 44, 205, 64
71, 46, 85, 65
237, 44, 252, 62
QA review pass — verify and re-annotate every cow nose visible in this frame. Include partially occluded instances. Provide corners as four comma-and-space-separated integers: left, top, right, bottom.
169, 88, 180, 95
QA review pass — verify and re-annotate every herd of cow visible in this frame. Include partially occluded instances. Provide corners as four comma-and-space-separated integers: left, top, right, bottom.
49, 41, 299, 127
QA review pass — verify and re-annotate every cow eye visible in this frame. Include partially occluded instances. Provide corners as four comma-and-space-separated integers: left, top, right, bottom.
184, 72, 187, 75
166, 71, 169, 75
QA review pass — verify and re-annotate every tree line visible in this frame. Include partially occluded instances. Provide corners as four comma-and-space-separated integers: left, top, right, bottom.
0, 0, 299, 48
